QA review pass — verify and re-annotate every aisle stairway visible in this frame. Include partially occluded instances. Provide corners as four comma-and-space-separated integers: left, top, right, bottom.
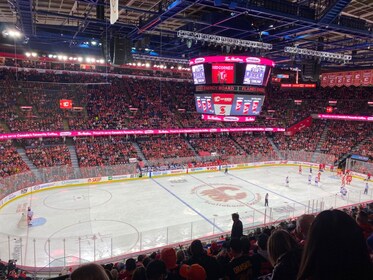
267, 137, 283, 160
311, 122, 329, 162
132, 142, 148, 165
67, 145, 81, 177
16, 148, 41, 179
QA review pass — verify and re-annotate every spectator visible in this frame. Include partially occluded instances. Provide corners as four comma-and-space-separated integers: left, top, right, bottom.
231, 213, 243, 239
160, 247, 181, 280
180, 264, 206, 280
225, 238, 253, 280
297, 209, 373, 280
118, 258, 136, 280
267, 230, 302, 280
186, 240, 221, 280
132, 267, 147, 280
251, 234, 272, 279
71, 263, 110, 280
295, 215, 315, 246
146, 260, 167, 280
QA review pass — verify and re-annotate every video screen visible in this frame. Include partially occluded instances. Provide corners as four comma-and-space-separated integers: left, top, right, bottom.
211, 63, 235, 84
243, 64, 266, 85
192, 64, 206, 85
230, 95, 264, 116
195, 94, 215, 114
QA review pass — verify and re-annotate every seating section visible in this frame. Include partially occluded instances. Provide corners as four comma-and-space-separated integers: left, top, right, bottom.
25, 145, 72, 168
75, 137, 138, 167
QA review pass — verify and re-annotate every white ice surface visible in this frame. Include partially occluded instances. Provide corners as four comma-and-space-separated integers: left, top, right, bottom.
0, 166, 370, 268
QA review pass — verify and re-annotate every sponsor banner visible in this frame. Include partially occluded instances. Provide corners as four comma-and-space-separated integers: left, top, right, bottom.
112, 175, 132, 180
60, 180, 82, 185
170, 169, 185, 174
280, 83, 316, 88
201, 114, 256, 122
317, 114, 373, 122
0, 127, 286, 140
88, 177, 102, 183
190, 167, 204, 172
351, 154, 369, 162
39, 182, 55, 189
286, 116, 312, 136
189, 56, 275, 67
206, 166, 218, 171
321, 69, 373, 87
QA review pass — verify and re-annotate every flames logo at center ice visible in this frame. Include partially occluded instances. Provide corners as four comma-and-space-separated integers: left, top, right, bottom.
200, 186, 247, 202
192, 184, 258, 207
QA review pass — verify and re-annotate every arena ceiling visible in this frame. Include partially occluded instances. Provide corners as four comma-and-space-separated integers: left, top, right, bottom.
0, 0, 372, 69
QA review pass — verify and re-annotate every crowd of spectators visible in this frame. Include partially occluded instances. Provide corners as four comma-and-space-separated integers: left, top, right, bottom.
188, 134, 245, 159
74, 137, 138, 167
320, 121, 373, 158
137, 136, 196, 160
272, 120, 327, 155
25, 144, 71, 168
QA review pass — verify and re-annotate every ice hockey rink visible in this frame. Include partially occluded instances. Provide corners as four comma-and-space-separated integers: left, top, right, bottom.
0, 166, 371, 269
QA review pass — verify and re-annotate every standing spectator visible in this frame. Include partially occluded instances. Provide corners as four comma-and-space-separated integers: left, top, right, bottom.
297, 209, 373, 280
225, 238, 253, 280
267, 230, 302, 280
231, 213, 243, 239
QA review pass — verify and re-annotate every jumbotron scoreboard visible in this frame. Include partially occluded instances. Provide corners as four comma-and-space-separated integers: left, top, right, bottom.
190, 56, 275, 118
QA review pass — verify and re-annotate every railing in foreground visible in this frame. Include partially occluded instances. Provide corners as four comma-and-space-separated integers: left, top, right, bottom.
0, 151, 372, 276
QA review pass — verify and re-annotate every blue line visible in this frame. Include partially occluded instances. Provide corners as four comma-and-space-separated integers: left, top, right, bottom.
151, 178, 224, 233
228, 173, 308, 207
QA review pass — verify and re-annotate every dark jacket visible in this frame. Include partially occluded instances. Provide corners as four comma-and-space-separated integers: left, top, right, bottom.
231, 220, 243, 239
270, 248, 302, 280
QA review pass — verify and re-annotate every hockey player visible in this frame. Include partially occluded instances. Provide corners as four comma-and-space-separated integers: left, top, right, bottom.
340, 186, 347, 199
27, 207, 33, 225
286, 176, 290, 187
299, 165, 302, 174
315, 176, 319, 187
224, 166, 228, 174
317, 171, 321, 182
308, 174, 312, 184
364, 183, 369, 195
341, 175, 346, 187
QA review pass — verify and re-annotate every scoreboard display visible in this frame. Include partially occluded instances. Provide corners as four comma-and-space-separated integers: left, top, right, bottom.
195, 93, 264, 116
190, 56, 274, 87
190, 56, 274, 118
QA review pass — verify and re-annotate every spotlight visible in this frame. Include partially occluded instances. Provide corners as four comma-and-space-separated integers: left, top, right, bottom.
25, 52, 31, 57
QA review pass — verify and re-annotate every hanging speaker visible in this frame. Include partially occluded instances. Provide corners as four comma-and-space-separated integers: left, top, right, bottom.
101, 35, 114, 63
113, 37, 133, 65
96, 0, 105, 20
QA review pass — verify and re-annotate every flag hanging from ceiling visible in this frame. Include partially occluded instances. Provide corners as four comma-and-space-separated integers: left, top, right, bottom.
110, 0, 119, 24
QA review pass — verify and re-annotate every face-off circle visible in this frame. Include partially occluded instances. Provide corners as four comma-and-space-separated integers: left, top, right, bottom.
191, 184, 259, 207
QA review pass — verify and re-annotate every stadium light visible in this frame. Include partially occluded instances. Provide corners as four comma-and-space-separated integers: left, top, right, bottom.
25, 52, 31, 57
132, 54, 189, 65
284, 46, 352, 63
177, 30, 273, 51
3, 29, 22, 38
